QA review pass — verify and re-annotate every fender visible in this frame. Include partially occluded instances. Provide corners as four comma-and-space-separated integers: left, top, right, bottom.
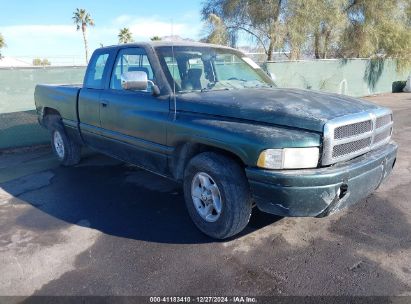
168, 112, 322, 179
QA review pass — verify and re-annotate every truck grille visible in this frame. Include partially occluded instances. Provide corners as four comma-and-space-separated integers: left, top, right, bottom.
334, 120, 372, 139
322, 109, 393, 165
374, 127, 392, 144
332, 137, 372, 158
376, 114, 392, 129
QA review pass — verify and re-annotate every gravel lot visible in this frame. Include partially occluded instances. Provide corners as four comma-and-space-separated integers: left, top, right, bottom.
0, 93, 410, 297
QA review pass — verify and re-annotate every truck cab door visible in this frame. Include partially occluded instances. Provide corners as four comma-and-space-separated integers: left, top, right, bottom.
78, 50, 114, 149
99, 47, 170, 174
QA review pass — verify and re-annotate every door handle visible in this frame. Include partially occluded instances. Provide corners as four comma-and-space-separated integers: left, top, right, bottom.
101, 100, 109, 108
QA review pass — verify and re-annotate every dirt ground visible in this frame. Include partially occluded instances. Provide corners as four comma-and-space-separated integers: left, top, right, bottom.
0, 93, 410, 297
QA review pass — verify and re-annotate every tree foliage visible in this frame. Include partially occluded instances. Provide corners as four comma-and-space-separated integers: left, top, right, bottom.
150, 36, 162, 41
340, 0, 411, 68
72, 8, 95, 64
33, 58, 51, 66
285, 0, 348, 59
0, 33, 6, 58
118, 28, 134, 44
202, 0, 286, 60
201, 0, 411, 65
202, 13, 230, 45
407, 2, 411, 26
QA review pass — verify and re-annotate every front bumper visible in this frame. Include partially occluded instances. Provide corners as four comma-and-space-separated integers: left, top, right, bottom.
246, 142, 398, 217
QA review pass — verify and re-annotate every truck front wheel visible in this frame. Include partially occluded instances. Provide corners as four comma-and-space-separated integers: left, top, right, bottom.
48, 115, 81, 166
183, 152, 252, 239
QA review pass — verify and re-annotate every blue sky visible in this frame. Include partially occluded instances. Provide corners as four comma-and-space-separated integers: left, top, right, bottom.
0, 0, 204, 64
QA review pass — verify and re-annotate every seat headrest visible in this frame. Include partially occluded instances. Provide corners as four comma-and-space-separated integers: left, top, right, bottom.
187, 68, 203, 79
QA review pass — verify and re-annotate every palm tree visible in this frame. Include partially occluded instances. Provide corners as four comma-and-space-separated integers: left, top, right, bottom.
0, 33, 6, 58
118, 28, 134, 44
72, 8, 95, 64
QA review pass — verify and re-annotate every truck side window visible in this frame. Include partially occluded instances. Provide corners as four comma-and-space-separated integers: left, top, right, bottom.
84, 53, 109, 89
110, 48, 154, 92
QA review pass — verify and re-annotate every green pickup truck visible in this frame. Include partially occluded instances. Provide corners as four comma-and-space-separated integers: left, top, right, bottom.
35, 42, 397, 239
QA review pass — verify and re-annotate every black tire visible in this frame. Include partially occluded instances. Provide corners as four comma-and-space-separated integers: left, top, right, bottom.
47, 115, 81, 166
183, 152, 252, 239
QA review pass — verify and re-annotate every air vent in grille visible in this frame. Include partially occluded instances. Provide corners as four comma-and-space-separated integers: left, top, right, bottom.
332, 137, 372, 158
334, 120, 372, 139
374, 128, 392, 144
376, 114, 392, 129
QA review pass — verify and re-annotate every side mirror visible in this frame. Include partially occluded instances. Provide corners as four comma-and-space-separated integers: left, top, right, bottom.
121, 71, 160, 96
121, 71, 148, 91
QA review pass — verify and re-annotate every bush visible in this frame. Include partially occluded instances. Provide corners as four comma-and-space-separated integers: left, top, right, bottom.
392, 81, 406, 93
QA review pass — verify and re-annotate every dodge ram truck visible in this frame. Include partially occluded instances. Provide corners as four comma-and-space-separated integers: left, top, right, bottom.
35, 42, 397, 239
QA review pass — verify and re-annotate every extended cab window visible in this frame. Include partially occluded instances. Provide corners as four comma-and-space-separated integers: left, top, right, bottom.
110, 48, 154, 92
84, 52, 109, 89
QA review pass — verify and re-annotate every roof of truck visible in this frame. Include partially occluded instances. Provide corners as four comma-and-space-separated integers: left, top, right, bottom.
99, 41, 236, 51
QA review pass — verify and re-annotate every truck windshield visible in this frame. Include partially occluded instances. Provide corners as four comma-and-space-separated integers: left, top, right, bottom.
155, 46, 275, 93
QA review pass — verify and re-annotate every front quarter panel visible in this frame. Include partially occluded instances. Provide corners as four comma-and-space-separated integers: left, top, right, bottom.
168, 113, 322, 166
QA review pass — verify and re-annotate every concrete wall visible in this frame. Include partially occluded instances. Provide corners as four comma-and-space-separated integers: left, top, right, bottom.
0, 60, 409, 149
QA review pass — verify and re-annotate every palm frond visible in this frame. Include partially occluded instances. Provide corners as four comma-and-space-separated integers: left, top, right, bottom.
72, 8, 94, 28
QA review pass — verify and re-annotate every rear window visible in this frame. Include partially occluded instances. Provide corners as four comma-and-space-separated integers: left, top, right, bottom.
84, 52, 110, 89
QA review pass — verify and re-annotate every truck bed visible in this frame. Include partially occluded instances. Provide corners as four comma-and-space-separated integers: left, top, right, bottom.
34, 84, 82, 124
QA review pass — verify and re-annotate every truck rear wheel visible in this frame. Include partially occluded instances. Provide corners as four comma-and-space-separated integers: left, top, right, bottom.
47, 115, 81, 166
183, 152, 252, 239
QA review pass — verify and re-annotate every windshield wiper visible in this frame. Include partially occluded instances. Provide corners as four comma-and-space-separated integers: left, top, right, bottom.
201, 87, 230, 93
228, 77, 247, 82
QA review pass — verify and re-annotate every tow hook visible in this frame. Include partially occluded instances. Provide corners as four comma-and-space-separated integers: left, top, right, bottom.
339, 184, 348, 199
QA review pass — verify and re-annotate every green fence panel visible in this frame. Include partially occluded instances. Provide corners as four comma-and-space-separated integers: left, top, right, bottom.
266, 59, 409, 97
0, 66, 86, 114
0, 66, 86, 149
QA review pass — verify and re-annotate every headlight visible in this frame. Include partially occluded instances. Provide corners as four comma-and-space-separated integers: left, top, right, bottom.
257, 147, 319, 169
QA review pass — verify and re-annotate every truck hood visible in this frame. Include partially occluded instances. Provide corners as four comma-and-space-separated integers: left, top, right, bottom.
176, 88, 380, 132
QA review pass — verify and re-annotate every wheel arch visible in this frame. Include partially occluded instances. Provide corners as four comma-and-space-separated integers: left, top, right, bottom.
170, 142, 246, 181
44, 107, 61, 117
42, 107, 62, 128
